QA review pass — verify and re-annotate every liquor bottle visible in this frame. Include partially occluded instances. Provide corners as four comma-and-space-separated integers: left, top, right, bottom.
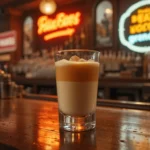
59, 45, 63, 51
64, 40, 69, 49
99, 52, 104, 76
80, 27, 86, 48
126, 52, 131, 63
74, 35, 81, 49
135, 54, 142, 67
68, 36, 74, 49
143, 53, 148, 78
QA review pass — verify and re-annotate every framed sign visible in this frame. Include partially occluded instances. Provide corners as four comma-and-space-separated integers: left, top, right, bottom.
94, 0, 113, 48
0, 30, 17, 53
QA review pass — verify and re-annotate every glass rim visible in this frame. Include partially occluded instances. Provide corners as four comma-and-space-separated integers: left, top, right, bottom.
56, 49, 100, 54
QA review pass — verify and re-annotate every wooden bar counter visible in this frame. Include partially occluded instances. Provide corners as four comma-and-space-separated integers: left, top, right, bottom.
0, 98, 150, 150
12, 76, 150, 100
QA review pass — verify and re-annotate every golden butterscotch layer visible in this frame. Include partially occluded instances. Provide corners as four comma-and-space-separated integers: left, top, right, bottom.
55, 60, 100, 82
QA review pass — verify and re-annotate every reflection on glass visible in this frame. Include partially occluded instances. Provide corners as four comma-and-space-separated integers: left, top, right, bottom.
96, 0, 113, 47
60, 129, 96, 149
36, 104, 97, 150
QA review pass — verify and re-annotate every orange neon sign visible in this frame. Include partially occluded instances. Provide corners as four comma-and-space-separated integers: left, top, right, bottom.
44, 28, 75, 41
37, 11, 81, 40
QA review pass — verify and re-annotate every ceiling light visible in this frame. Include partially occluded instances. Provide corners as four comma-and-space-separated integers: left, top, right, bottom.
39, 0, 57, 15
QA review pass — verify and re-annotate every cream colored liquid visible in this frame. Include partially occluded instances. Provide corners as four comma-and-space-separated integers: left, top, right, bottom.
55, 59, 100, 116
57, 81, 98, 116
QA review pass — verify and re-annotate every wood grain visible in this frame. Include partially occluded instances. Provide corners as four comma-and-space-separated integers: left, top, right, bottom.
0, 98, 150, 150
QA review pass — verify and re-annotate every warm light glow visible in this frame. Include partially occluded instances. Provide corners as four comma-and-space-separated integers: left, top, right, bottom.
37, 12, 81, 35
44, 28, 75, 40
37, 11, 81, 41
130, 23, 150, 34
105, 8, 113, 15
39, 0, 57, 15
37, 105, 60, 149
129, 10, 150, 35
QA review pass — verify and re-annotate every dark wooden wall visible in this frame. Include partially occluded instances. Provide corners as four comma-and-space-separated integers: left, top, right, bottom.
23, 0, 95, 52
10, 14, 23, 64
0, 0, 142, 64
0, 11, 23, 64
22, 0, 134, 54
0, 14, 10, 32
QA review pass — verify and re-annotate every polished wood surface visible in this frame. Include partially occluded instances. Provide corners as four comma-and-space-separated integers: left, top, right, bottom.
0, 98, 150, 150
24, 94, 150, 111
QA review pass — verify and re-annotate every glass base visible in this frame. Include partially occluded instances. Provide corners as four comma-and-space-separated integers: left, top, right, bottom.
59, 111, 96, 132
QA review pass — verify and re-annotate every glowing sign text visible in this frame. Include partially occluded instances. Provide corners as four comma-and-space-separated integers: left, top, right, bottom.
128, 32, 150, 44
37, 11, 81, 38
44, 28, 75, 41
119, 0, 150, 53
130, 22, 150, 34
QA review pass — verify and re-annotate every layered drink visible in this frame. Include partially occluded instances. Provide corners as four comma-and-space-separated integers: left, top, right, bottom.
56, 57, 99, 116
55, 50, 100, 131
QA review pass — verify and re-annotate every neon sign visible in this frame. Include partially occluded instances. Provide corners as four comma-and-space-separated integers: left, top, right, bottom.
44, 28, 75, 41
37, 12, 81, 41
119, 0, 150, 53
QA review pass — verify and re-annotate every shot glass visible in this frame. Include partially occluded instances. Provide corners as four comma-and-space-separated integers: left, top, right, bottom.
55, 49, 100, 132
